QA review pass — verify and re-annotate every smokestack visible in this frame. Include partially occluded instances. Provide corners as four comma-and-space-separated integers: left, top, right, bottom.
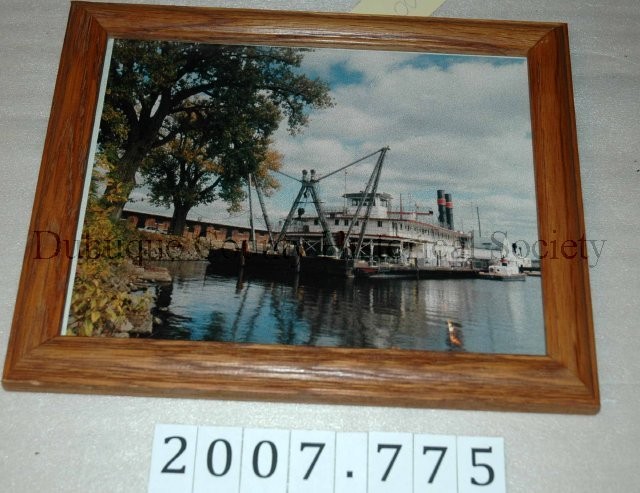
445, 193, 454, 230
437, 190, 446, 227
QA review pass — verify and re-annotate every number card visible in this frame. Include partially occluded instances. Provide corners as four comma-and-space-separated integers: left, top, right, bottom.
367, 432, 413, 493
148, 425, 506, 492
414, 434, 457, 493
457, 436, 506, 493
288, 430, 336, 493
148, 424, 198, 493
239, 428, 290, 493
192, 426, 242, 493
334, 432, 368, 493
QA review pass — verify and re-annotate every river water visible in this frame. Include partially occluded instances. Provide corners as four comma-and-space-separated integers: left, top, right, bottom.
149, 261, 546, 355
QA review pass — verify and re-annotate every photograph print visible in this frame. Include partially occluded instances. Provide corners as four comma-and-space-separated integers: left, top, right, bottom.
59, 38, 545, 356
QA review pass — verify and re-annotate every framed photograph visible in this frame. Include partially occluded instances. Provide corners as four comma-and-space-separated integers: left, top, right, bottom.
3, 1, 599, 413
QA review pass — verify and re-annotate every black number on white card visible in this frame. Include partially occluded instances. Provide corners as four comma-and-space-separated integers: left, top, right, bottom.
423, 446, 447, 483
377, 444, 402, 481
300, 442, 325, 480
470, 447, 495, 486
206, 439, 232, 477
161, 436, 187, 474
252, 440, 278, 478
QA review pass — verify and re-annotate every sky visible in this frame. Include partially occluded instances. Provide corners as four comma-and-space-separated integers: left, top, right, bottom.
126, 45, 538, 246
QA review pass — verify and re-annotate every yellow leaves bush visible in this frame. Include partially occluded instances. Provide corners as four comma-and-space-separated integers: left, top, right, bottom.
69, 257, 151, 337
66, 171, 152, 337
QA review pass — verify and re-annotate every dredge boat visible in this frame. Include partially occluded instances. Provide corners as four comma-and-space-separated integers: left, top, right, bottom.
263, 148, 475, 278
208, 147, 530, 281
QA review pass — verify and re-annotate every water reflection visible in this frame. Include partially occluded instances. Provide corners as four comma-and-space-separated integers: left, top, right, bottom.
149, 261, 545, 355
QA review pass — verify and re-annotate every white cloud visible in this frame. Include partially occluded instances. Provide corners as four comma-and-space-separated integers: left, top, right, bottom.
262, 50, 537, 242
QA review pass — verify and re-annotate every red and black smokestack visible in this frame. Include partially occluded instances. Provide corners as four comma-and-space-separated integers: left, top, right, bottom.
437, 189, 446, 227
445, 193, 454, 230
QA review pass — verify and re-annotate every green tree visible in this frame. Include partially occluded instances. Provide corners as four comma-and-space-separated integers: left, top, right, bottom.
100, 40, 332, 217
142, 133, 283, 235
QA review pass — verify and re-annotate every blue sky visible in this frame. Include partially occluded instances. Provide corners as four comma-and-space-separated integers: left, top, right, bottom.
128, 46, 538, 246
305, 52, 525, 86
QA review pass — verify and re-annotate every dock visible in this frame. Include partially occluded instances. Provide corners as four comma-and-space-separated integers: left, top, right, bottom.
353, 264, 481, 280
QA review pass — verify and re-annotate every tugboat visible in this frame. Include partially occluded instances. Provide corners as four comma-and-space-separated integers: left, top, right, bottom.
479, 262, 526, 281
479, 238, 527, 281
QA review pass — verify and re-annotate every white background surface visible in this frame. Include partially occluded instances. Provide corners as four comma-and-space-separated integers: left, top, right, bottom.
0, 1, 638, 491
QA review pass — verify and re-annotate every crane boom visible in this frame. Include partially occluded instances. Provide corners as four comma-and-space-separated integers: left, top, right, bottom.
274, 147, 389, 258
354, 147, 388, 258
251, 174, 275, 246
342, 147, 389, 257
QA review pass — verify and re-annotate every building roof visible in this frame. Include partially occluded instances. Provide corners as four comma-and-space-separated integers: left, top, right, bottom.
343, 191, 393, 200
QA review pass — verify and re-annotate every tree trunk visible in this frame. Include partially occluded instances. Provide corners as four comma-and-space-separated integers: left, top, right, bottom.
170, 204, 190, 236
103, 140, 155, 220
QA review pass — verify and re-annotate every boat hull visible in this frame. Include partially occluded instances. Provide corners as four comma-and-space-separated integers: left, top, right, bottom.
478, 272, 527, 281
207, 248, 352, 278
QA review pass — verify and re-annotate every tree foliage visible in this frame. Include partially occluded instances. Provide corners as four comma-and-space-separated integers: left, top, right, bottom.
142, 131, 283, 235
100, 40, 332, 220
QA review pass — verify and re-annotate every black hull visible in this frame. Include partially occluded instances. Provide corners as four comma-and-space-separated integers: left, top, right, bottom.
207, 249, 351, 278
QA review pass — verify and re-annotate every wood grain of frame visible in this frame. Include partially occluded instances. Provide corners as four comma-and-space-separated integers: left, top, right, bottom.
2, 2, 599, 413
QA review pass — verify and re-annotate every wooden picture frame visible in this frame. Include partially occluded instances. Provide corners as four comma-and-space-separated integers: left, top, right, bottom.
2, 1, 599, 413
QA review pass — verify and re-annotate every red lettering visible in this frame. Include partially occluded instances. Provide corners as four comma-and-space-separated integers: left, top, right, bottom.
33, 230, 60, 259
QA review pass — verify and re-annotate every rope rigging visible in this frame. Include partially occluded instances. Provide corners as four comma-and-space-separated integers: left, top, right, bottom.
273, 147, 387, 184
